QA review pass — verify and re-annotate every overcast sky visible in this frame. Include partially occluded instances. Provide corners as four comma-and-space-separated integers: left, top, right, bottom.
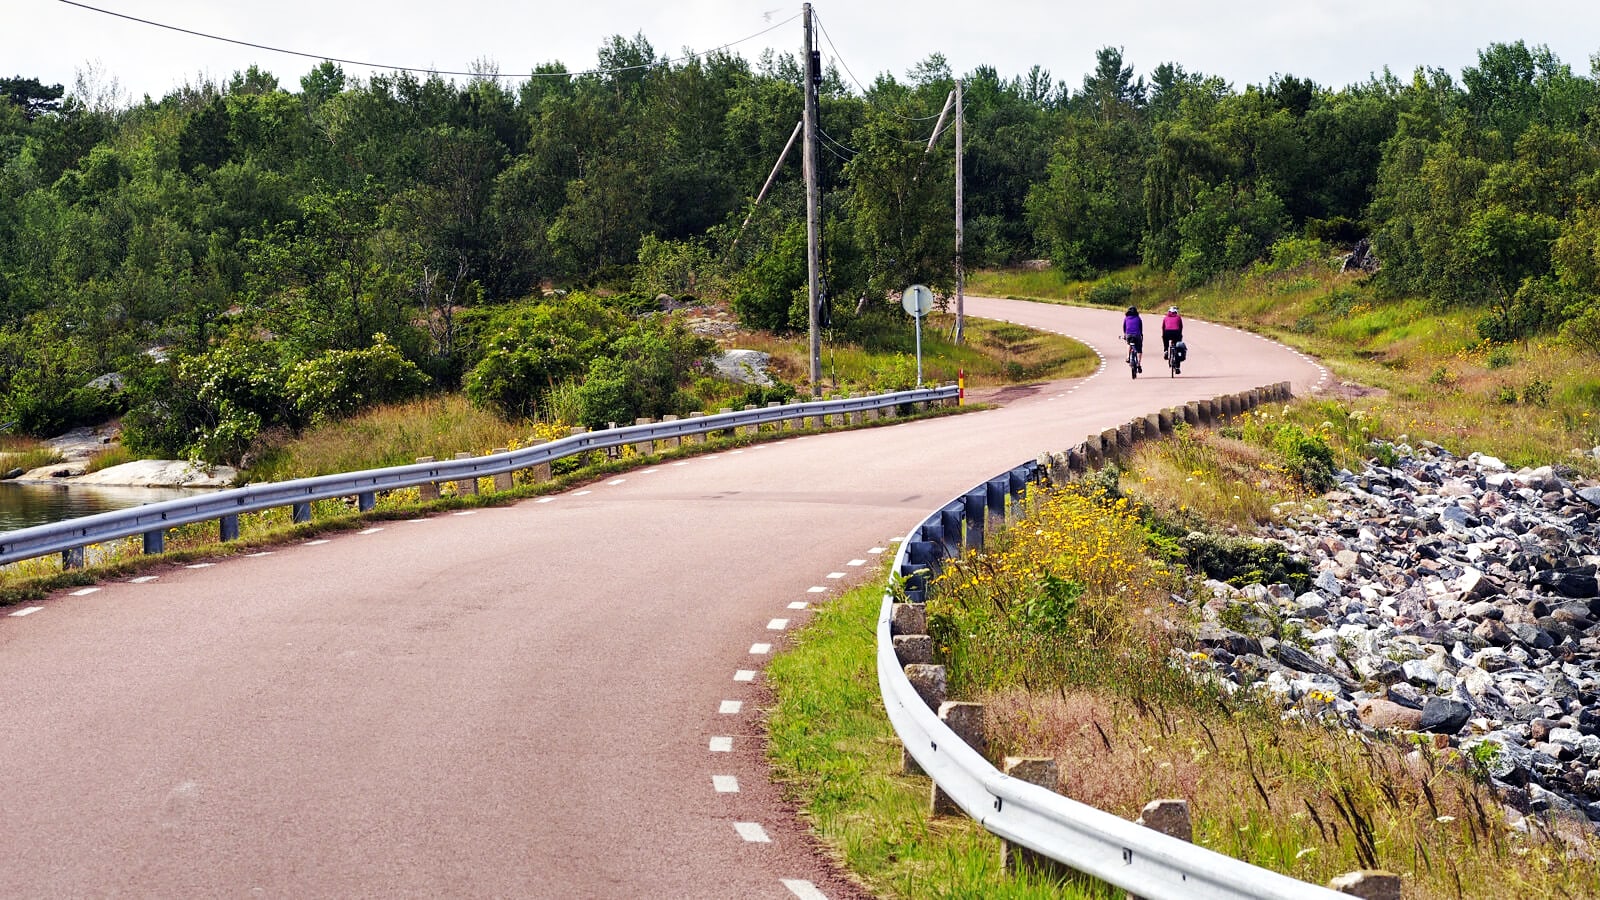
13, 0, 1600, 105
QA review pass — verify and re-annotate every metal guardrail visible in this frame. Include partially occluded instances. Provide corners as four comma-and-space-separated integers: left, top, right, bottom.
877, 460, 1349, 900
1, 386, 957, 568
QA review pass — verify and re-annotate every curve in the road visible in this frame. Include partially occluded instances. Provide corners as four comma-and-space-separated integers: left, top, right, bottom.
0, 298, 1325, 898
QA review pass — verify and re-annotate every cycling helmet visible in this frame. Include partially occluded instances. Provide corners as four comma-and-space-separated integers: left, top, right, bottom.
1168, 306, 1179, 313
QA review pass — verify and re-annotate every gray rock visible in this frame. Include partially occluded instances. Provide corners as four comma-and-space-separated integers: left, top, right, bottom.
1418, 698, 1473, 734
1578, 486, 1600, 507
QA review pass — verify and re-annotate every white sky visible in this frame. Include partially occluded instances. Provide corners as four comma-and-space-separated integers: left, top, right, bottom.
13, 0, 1600, 105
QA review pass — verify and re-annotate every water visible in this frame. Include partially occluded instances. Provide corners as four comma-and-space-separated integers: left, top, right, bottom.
0, 482, 216, 534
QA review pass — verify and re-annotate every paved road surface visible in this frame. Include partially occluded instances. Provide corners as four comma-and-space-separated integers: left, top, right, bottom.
0, 299, 1325, 898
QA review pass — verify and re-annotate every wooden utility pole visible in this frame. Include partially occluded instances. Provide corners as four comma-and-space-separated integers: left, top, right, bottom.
802, 3, 823, 395
954, 78, 965, 345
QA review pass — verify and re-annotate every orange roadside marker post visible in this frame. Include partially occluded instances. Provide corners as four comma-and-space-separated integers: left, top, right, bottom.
958, 369, 965, 405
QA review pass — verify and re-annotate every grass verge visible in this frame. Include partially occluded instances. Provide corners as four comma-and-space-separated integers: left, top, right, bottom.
765, 575, 1116, 899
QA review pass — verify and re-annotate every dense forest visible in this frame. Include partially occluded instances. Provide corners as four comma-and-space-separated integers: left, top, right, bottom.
3, 37, 1599, 463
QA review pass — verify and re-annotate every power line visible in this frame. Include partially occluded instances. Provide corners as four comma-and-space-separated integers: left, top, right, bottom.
817, 126, 859, 155
58, 0, 799, 80
812, 10, 943, 121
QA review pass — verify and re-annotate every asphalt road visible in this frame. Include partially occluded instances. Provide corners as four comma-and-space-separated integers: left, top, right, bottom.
0, 299, 1326, 898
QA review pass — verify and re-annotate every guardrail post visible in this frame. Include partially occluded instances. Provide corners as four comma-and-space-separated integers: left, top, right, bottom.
62, 546, 85, 569
1001, 757, 1066, 877
963, 488, 987, 551
938, 504, 963, 558
659, 415, 680, 448
489, 451, 513, 492
219, 514, 239, 543
1143, 413, 1161, 440
143, 529, 164, 555
742, 405, 759, 435
932, 702, 987, 816
525, 443, 551, 483
904, 663, 946, 711
1007, 469, 1028, 520
633, 421, 654, 456
1329, 872, 1402, 899
357, 491, 376, 512
292, 502, 311, 524
1184, 401, 1200, 426
416, 456, 439, 500
453, 452, 478, 496
893, 633, 932, 665
1127, 799, 1194, 900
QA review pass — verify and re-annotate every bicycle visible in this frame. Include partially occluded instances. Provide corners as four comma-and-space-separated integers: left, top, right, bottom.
1164, 338, 1187, 377
1125, 337, 1142, 379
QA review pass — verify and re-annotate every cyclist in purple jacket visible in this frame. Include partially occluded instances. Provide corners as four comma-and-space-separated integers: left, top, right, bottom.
1122, 306, 1143, 373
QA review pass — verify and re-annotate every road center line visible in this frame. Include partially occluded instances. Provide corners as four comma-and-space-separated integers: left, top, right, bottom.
734, 822, 771, 843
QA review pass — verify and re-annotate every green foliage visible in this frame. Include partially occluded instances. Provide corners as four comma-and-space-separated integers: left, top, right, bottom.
730, 219, 807, 332
1173, 182, 1290, 288
572, 315, 715, 428
1177, 529, 1311, 591
1014, 571, 1085, 635
463, 294, 627, 420
285, 334, 432, 425
1083, 280, 1132, 306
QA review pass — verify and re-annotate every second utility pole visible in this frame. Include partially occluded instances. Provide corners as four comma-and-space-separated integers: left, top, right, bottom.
802, 3, 823, 396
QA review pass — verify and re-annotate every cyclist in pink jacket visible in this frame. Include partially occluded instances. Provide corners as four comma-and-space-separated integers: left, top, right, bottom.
1161, 306, 1184, 373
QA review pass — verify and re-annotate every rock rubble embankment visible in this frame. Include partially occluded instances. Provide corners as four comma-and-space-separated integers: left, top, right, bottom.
1190, 442, 1600, 827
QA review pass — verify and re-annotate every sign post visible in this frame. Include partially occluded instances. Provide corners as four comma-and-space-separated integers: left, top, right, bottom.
901, 284, 934, 386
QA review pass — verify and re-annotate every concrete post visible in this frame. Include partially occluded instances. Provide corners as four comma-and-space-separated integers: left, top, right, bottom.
1001, 757, 1065, 876
526, 442, 551, 484
633, 419, 654, 457
1145, 413, 1161, 440
1329, 871, 1402, 900
742, 404, 759, 436
453, 452, 478, 496
685, 412, 705, 444
903, 664, 947, 711
1185, 401, 1200, 426
894, 634, 933, 665
932, 702, 986, 816
416, 456, 440, 501
1084, 436, 1104, 468
1157, 410, 1173, 435
491, 449, 513, 492
662, 415, 682, 448
890, 602, 927, 636
1128, 800, 1194, 900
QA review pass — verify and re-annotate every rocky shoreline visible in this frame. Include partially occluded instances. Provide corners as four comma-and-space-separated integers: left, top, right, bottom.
1190, 442, 1600, 829
3, 426, 236, 488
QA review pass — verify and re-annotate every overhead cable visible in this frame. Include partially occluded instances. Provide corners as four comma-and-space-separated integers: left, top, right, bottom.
812, 10, 944, 121
58, 0, 799, 80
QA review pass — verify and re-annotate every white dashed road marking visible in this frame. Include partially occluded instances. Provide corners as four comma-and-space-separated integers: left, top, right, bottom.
359, 527, 384, 535
305, 540, 331, 546
847, 559, 866, 567
607, 479, 625, 486
713, 775, 740, 793
453, 510, 477, 516
709, 737, 733, 752
783, 880, 829, 900
750, 643, 771, 655
734, 822, 771, 843
806, 586, 825, 594
825, 572, 845, 579
536, 497, 555, 503
185, 563, 214, 569
788, 602, 809, 610
10, 607, 43, 617
719, 700, 743, 714
573, 490, 592, 497
69, 588, 99, 596
129, 576, 159, 584
247, 551, 273, 557
868, 547, 886, 555
766, 619, 789, 631
734, 670, 756, 682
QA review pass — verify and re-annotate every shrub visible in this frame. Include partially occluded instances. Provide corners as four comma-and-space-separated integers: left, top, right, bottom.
287, 334, 432, 425
1083, 280, 1132, 306
1561, 306, 1600, 355
573, 316, 715, 428
464, 294, 627, 419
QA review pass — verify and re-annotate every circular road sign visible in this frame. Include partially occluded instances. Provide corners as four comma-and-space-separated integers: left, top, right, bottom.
901, 284, 934, 318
